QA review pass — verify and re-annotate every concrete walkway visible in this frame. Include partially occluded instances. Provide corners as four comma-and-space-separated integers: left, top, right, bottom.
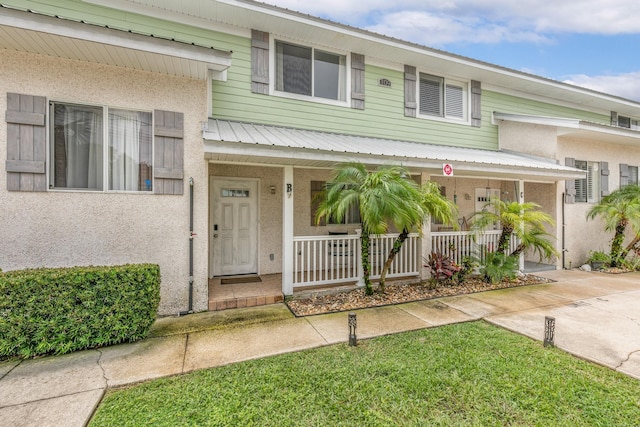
1, 270, 639, 426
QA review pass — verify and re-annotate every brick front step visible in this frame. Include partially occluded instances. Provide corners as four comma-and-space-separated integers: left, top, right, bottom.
209, 294, 284, 311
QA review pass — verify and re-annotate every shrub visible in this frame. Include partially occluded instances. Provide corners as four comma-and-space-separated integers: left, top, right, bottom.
0, 264, 160, 359
480, 252, 518, 284
452, 256, 477, 284
425, 251, 461, 286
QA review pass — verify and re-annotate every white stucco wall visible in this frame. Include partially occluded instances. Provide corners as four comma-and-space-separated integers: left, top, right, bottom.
1, 50, 210, 315
558, 136, 640, 267
498, 121, 558, 158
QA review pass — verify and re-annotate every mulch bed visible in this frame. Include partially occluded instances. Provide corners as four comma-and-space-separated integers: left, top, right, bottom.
286, 275, 553, 317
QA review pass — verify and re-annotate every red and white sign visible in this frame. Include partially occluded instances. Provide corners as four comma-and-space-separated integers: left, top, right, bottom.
442, 163, 454, 176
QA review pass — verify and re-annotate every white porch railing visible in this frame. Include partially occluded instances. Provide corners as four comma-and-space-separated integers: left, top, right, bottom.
369, 233, 420, 280
431, 230, 519, 264
293, 235, 359, 287
293, 233, 420, 288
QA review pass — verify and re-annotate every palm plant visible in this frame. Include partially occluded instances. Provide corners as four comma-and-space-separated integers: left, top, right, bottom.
315, 163, 456, 294
471, 198, 557, 262
586, 184, 640, 266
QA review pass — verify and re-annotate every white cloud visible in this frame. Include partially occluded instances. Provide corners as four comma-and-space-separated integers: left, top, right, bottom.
266, 0, 640, 101
564, 73, 640, 101
365, 11, 549, 47
266, 0, 640, 43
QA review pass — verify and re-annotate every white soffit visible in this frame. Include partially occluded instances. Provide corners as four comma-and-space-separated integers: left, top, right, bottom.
494, 112, 640, 146
203, 119, 585, 181
0, 5, 231, 79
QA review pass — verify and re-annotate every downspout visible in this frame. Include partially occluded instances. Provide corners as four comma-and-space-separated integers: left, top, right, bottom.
562, 192, 566, 269
180, 177, 195, 316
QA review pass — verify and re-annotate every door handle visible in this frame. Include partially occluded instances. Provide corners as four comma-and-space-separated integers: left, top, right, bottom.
214, 234, 218, 238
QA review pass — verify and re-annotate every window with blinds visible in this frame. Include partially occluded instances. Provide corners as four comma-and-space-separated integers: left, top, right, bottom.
418, 73, 467, 120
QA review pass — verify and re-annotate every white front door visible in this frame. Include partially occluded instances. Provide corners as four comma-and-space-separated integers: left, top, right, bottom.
210, 178, 259, 276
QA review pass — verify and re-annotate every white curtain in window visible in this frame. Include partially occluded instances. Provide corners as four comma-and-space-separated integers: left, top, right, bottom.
63, 105, 102, 189
109, 109, 141, 191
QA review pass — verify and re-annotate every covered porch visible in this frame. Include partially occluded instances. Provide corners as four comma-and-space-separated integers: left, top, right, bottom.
203, 119, 584, 307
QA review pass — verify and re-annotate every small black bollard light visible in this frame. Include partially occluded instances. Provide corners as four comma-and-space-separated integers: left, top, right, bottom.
348, 312, 357, 346
544, 316, 555, 347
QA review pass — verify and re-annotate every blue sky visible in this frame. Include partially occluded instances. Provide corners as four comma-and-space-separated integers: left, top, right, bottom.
267, 0, 640, 101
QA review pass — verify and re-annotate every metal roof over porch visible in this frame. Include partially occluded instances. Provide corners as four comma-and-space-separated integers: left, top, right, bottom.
203, 119, 585, 182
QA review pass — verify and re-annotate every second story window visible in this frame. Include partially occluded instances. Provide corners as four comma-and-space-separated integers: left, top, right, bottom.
419, 73, 467, 121
275, 41, 346, 102
618, 115, 640, 130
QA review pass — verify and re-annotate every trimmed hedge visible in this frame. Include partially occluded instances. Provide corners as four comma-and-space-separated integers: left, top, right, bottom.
0, 264, 160, 359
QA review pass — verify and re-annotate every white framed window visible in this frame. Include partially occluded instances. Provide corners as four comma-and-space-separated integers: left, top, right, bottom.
274, 40, 347, 103
618, 115, 640, 130
418, 73, 468, 121
50, 102, 153, 192
575, 160, 600, 203
310, 180, 361, 226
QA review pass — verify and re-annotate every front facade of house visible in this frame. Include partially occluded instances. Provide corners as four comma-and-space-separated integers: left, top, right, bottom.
2, 0, 640, 315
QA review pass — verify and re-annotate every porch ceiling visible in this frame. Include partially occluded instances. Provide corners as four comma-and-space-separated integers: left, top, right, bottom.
0, 5, 231, 80
203, 119, 586, 182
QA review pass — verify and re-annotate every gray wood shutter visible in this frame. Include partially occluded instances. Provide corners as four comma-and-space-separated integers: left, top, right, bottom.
620, 163, 629, 187
351, 53, 365, 110
600, 161, 609, 197
611, 111, 618, 127
6, 93, 47, 192
251, 30, 269, 95
154, 110, 184, 195
404, 65, 417, 117
470, 80, 481, 127
564, 157, 576, 204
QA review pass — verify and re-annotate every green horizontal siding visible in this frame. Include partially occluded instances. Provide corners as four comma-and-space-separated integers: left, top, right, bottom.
4, 0, 245, 51
484, 91, 610, 124
9, 0, 610, 152
214, 55, 499, 150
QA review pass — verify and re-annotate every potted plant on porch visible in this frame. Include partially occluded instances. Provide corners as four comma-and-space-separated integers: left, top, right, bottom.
586, 250, 610, 270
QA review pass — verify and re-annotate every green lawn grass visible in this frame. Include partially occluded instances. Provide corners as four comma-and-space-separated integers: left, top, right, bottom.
90, 321, 640, 426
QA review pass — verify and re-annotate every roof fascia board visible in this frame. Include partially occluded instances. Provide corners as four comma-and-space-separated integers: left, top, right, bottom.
3, 5, 232, 70
493, 112, 581, 128
495, 112, 640, 142
578, 121, 640, 140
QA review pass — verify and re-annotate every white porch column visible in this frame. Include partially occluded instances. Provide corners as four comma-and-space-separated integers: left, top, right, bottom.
355, 229, 364, 287
282, 166, 294, 295
421, 172, 432, 281
516, 179, 525, 271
